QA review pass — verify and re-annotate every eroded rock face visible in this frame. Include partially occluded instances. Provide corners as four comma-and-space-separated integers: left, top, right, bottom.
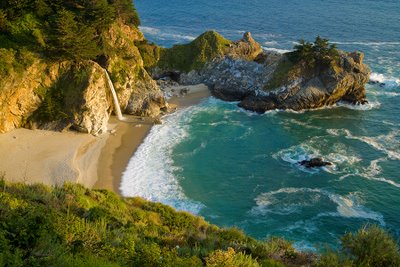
69, 63, 112, 135
226, 32, 263, 61
104, 21, 167, 118
0, 61, 112, 135
180, 55, 280, 101
0, 61, 68, 133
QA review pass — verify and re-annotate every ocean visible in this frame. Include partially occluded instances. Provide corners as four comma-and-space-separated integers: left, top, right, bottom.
122, 0, 400, 250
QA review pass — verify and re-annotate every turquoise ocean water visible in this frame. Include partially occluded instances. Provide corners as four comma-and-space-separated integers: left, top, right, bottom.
122, 0, 400, 250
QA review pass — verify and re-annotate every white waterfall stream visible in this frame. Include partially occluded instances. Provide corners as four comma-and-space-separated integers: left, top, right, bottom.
104, 69, 124, 121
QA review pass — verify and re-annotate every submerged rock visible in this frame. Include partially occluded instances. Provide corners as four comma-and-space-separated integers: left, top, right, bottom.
299, 158, 332, 168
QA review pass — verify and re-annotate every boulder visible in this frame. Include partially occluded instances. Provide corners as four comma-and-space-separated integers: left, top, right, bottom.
299, 158, 332, 168
226, 32, 263, 61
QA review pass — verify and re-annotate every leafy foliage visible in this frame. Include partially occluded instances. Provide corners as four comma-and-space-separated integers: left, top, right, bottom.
341, 225, 400, 266
290, 35, 339, 68
1, 180, 398, 266
264, 36, 340, 90
0, 180, 312, 266
0, 0, 141, 62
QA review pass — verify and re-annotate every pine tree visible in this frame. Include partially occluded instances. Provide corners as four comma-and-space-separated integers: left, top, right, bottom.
50, 8, 99, 60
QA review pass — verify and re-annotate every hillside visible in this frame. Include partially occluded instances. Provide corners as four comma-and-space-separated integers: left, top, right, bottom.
1, 180, 399, 266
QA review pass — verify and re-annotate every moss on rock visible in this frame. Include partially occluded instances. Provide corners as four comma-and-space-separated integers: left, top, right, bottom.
157, 31, 232, 72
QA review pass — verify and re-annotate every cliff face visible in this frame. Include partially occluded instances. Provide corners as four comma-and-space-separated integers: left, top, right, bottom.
104, 21, 167, 117
0, 21, 166, 135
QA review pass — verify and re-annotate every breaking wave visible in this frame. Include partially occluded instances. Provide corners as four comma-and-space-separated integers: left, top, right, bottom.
251, 187, 385, 225
120, 101, 214, 214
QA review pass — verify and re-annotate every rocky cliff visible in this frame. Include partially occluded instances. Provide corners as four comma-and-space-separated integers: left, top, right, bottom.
0, 21, 167, 135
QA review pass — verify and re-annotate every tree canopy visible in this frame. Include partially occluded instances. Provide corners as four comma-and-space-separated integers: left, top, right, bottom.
290, 35, 339, 68
0, 0, 140, 61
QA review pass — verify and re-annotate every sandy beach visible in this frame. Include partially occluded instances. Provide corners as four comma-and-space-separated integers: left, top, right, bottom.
0, 128, 107, 188
0, 84, 210, 194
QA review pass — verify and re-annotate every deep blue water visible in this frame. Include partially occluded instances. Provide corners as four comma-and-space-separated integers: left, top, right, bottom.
122, 0, 400, 250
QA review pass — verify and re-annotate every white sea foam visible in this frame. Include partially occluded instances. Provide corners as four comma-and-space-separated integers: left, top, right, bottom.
252, 188, 385, 225
332, 41, 400, 46
261, 46, 292, 54
335, 101, 381, 110
339, 158, 400, 188
120, 103, 211, 214
273, 144, 322, 173
139, 26, 196, 42
286, 119, 321, 130
264, 41, 279, 46
273, 142, 361, 175
318, 192, 385, 225
369, 72, 400, 88
325, 129, 400, 188
368, 90, 400, 97
343, 129, 400, 160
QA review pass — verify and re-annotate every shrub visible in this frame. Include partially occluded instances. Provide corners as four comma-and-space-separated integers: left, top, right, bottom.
290, 35, 339, 68
206, 247, 260, 267
341, 225, 400, 266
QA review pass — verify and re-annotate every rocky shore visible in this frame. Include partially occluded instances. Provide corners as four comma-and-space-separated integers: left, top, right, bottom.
168, 33, 371, 113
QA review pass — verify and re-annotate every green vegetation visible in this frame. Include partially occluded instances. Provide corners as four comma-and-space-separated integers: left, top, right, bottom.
29, 63, 92, 124
290, 36, 339, 68
155, 31, 232, 72
0, 180, 399, 266
0, 0, 141, 73
264, 58, 298, 90
265, 36, 340, 90
0, 180, 312, 266
135, 40, 162, 70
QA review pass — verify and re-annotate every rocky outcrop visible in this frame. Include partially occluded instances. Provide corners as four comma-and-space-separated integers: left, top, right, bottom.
180, 55, 279, 101
67, 63, 112, 135
7, 61, 112, 135
0, 61, 65, 133
149, 32, 263, 76
226, 32, 263, 61
180, 42, 370, 112
238, 51, 370, 112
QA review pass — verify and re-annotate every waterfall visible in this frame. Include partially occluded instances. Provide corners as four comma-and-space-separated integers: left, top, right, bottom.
104, 69, 124, 121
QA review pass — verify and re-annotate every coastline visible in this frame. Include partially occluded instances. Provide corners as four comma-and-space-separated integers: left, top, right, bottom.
95, 83, 211, 195
0, 84, 210, 194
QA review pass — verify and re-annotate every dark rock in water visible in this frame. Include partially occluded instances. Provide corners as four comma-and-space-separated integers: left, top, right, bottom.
299, 158, 332, 168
